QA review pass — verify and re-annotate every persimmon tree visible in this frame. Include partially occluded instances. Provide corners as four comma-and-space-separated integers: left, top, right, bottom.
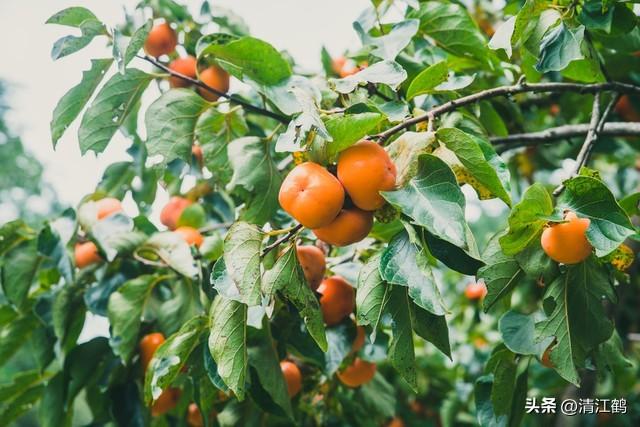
1, 0, 640, 426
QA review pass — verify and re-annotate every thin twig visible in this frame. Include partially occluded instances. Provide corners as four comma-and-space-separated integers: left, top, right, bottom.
491, 122, 640, 152
137, 54, 289, 124
373, 80, 640, 142
261, 223, 304, 257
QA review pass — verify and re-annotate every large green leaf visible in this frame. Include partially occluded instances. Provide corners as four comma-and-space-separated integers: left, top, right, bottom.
197, 34, 291, 85
209, 296, 248, 400
410, 301, 451, 359
145, 316, 207, 402
536, 23, 585, 73
1, 240, 39, 308
52, 284, 86, 352
0, 220, 35, 257
331, 60, 408, 93
223, 222, 262, 306
78, 68, 152, 154
356, 253, 389, 340
0, 314, 39, 367
499, 311, 552, 356
107, 275, 166, 362
47, 8, 108, 60
557, 176, 635, 257
146, 89, 211, 166
226, 137, 282, 224
535, 258, 615, 385
406, 61, 449, 100
479, 257, 524, 313
499, 183, 553, 255
384, 286, 417, 391
383, 154, 469, 250
380, 230, 446, 316
324, 113, 384, 159
354, 19, 420, 61
436, 128, 511, 206
144, 232, 198, 278
51, 58, 113, 147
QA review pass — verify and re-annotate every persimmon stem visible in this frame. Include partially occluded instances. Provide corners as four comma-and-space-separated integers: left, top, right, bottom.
136, 54, 289, 124
261, 223, 304, 257
373, 80, 640, 142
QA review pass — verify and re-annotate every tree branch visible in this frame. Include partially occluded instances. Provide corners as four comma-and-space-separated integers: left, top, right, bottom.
491, 121, 640, 152
261, 223, 304, 257
137, 54, 289, 124
373, 80, 640, 142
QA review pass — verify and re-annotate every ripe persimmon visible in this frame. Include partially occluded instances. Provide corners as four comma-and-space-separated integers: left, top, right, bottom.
169, 56, 198, 88
312, 208, 373, 247
386, 418, 405, 427
96, 197, 123, 219
464, 282, 487, 300
174, 226, 204, 247
317, 276, 355, 326
615, 95, 640, 122
198, 65, 230, 102
541, 346, 554, 368
351, 325, 365, 353
296, 245, 326, 291
160, 196, 192, 230
280, 360, 302, 397
144, 23, 177, 58
192, 144, 203, 166
337, 141, 397, 211
541, 211, 592, 264
75, 242, 101, 268
279, 162, 345, 228
186, 403, 207, 427
151, 388, 180, 417
140, 332, 165, 372
331, 56, 365, 77
336, 358, 376, 387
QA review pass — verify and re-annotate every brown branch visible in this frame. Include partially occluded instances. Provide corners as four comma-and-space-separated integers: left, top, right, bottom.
373, 80, 640, 142
137, 54, 289, 124
261, 223, 304, 257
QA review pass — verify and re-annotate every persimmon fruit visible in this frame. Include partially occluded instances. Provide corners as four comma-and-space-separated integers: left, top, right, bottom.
160, 196, 192, 230
140, 332, 165, 372
615, 95, 640, 122
296, 245, 326, 291
280, 360, 302, 397
337, 140, 397, 211
144, 23, 177, 57
312, 208, 373, 247
192, 144, 203, 166
351, 325, 365, 353
151, 388, 180, 417
75, 242, 101, 268
279, 162, 345, 228
96, 197, 123, 219
186, 403, 204, 427
541, 346, 554, 368
169, 56, 198, 88
317, 276, 355, 326
541, 211, 592, 264
336, 358, 376, 387
198, 65, 230, 102
464, 282, 487, 300
386, 418, 405, 427
175, 226, 204, 247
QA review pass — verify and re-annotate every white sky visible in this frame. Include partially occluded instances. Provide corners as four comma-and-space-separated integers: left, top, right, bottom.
0, 0, 368, 209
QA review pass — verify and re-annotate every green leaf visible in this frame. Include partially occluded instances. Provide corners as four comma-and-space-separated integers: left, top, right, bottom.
78, 68, 152, 154
489, 17, 516, 58
356, 253, 389, 340
619, 192, 640, 216
558, 176, 635, 256
499, 183, 553, 255
512, 0, 547, 48
409, 1, 489, 63
52, 284, 85, 352
92, 213, 142, 261
223, 222, 262, 306
324, 113, 384, 159
384, 286, 417, 391
197, 34, 291, 85
38, 373, 71, 427
536, 23, 585, 73
64, 337, 112, 405
210, 6, 250, 36
124, 21, 152, 66
380, 230, 446, 316
273, 246, 328, 351
177, 204, 207, 229
0, 220, 35, 256
107, 275, 165, 362
499, 311, 552, 356
385, 131, 435, 187
146, 89, 211, 166
46, 8, 107, 60
479, 257, 524, 313
226, 137, 282, 224
382, 154, 469, 250
485, 348, 518, 418
46, 7, 99, 27
144, 232, 198, 277
145, 316, 207, 402
436, 128, 511, 206
406, 61, 449, 100
423, 229, 484, 276
579, 0, 614, 33
209, 296, 248, 400
410, 301, 451, 359
0, 314, 39, 367
535, 258, 615, 385
1, 240, 39, 308
331, 60, 408, 93
354, 19, 420, 61
51, 58, 112, 147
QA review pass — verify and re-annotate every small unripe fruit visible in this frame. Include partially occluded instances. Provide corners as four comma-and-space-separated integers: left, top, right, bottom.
169, 56, 198, 88
279, 162, 345, 229
317, 276, 355, 326
541, 211, 592, 264
160, 196, 192, 230
96, 197, 123, 219
174, 226, 204, 247
312, 208, 373, 247
336, 358, 376, 387
464, 282, 487, 300
280, 360, 302, 397
144, 23, 177, 57
337, 140, 396, 211
198, 66, 230, 102
296, 245, 326, 291
75, 242, 101, 268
